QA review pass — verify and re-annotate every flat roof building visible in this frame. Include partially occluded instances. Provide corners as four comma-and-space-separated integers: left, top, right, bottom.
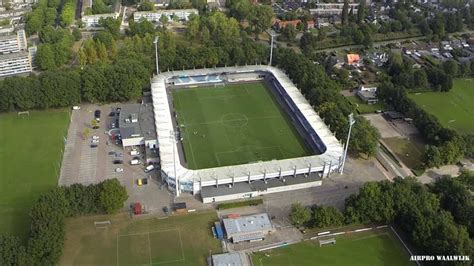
0, 51, 32, 77
119, 102, 157, 148
0, 29, 27, 54
356, 86, 378, 104
211, 252, 250, 266
222, 213, 274, 243
134, 9, 198, 23
82, 13, 118, 28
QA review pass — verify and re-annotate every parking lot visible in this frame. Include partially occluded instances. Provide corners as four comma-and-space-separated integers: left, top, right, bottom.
59, 104, 171, 214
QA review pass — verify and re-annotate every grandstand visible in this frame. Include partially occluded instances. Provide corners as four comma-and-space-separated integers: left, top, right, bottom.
151, 65, 344, 202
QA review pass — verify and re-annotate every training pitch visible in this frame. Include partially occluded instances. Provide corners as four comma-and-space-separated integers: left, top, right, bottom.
408, 78, 474, 134
172, 82, 312, 169
252, 228, 413, 266
0, 109, 70, 240
60, 211, 221, 265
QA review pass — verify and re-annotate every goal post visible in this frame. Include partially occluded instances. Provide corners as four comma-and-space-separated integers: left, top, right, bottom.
214, 83, 226, 88
94, 220, 111, 229
319, 238, 336, 247
17, 111, 30, 116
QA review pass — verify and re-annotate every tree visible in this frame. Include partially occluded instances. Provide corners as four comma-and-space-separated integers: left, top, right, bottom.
82, 128, 90, 139
159, 14, 169, 25
248, 5, 274, 37
137, 1, 155, 11
341, 0, 349, 26
35, 44, 57, 70
357, 0, 366, 24
99, 179, 128, 214
99, 18, 121, 39
289, 203, 311, 227
443, 59, 459, 77
72, 28, 82, 41
0, 236, 28, 265
313, 206, 344, 228
413, 69, 428, 88
349, 116, 380, 156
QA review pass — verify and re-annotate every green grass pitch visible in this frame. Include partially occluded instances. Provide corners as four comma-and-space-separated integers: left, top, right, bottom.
172, 82, 312, 169
60, 211, 221, 265
408, 78, 474, 134
252, 229, 413, 266
0, 109, 70, 241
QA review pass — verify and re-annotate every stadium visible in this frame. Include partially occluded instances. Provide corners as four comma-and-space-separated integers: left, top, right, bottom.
151, 65, 344, 203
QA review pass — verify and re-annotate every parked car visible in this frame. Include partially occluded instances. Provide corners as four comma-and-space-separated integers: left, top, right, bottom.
115, 168, 124, 173
113, 160, 123, 164
144, 164, 155, 173
109, 112, 115, 117
91, 139, 99, 144
108, 151, 115, 155
92, 136, 99, 140
130, 159, 140, 165
72, 106, 80, 110
130, 150, 140, 156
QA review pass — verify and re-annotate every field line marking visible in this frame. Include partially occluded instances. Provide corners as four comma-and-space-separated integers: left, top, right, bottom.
185, 115, 281, 127
117, 228, 180, 237
187, 131, 198, 168
150, 258, 185, 265
390, 226, 416, 258
116, 235, 119, 266
147, 233, 152, 265
178, 229, 185, 261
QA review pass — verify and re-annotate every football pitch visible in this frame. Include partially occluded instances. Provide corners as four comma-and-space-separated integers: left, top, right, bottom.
408, 78, 474, 134
0, 109, 70, 241
172, 82, 312, 169
60, 211, 221, 265
252, 229, 414, 266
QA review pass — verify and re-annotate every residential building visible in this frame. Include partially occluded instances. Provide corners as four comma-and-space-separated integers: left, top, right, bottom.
356, 86, 378, 104
0, 29, 27, 54
133, 9, 198, 23
0, 7, 31, 20
0, 51, 32, 77
222, 213, 275, 243
310, 3, 359, 16
82, 13, 118, 28
0, 24, 14, 35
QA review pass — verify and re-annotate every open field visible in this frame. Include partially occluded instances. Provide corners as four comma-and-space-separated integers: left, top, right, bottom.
172, 82, 312, 169
0, 109, 70, 240
252, 228, 413, 266
60, 211, 221, 265
347, 96, 386, 114
383, 137, 425, 171
408, 78, 474, 134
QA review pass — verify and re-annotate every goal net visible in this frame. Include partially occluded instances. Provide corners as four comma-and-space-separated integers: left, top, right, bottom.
17, 111, 30, 116
214, 83, 226, 88
319, 238, 336, 247
94, 220, 111, 229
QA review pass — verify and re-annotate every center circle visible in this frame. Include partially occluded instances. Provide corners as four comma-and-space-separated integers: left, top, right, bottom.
221, 113, 248, 128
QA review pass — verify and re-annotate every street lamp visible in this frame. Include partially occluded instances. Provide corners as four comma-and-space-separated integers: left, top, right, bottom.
340, 113, 355, 174
153, 36, 159, 75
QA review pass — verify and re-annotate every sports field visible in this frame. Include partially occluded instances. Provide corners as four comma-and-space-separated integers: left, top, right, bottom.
0, 109, 70, 241
252, 229, 413, 266
172, 82, 312, 169
408, 78, 474, 134
60, 211, 221, 265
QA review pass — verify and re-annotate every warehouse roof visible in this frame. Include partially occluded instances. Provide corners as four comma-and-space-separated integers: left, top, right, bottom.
119, 103, 156, 141
222, 213, 272, 236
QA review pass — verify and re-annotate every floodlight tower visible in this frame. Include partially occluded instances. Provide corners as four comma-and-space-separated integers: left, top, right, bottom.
269, 32, 275, 66
153, 36, 159, 75
340, 113, 355, 174
170, 130, 179, 197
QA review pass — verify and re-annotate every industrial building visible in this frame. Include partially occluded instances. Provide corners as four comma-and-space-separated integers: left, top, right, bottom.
222, 213, 274, 243
210, 252, 251, 266
133, 9, 198, 23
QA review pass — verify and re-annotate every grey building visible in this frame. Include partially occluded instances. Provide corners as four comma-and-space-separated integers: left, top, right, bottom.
222, 213, 275, 243
0, 51, 32, 77
0, 29, 27, 54
211, 252, 250, 266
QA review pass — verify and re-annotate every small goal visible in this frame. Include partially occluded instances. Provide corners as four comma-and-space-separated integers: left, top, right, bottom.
17, 111, 30, 116
94, 220, 111, 229
319, 238, 336, 247
214, 83, 226, 88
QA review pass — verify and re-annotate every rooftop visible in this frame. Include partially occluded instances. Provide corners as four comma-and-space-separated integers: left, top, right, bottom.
119, 102, 156, 141
211, 252, 250, 266
222, 213, 273, 236
0, 51, 29, 60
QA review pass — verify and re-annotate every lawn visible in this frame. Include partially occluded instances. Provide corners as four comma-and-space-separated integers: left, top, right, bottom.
172, 82, 312, 169
252, 229, 413, 266
408, 78, 474, 134
347, 96, 386, 114
0, 109, 70, 241
383, 137, 425, 171
60, 211, 222, 265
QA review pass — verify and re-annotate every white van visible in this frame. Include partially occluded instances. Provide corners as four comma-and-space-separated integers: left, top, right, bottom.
130, 150, 140, 156
130, 159, 140, 165
144, 165, 155, 173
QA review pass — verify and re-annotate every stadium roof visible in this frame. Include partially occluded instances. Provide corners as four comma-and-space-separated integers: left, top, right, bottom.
151, 65, 344, 189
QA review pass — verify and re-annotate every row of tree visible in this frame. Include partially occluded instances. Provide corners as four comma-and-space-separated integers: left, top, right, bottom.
275, 48, 380, 156
0, 179, 128, 265
25, 0, 60, 35
289, 174, 474, 257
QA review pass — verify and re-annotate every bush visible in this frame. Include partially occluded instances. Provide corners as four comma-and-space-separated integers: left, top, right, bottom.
99, 179, 128, 214
313, 206, 344, 228
289, 203, 312, 227
216, 199, 263, 210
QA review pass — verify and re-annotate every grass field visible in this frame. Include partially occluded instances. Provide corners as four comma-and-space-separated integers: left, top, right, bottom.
408, 78, 474, 134
347, 96, 386, 114
172, 82, 312, 169
383, 137, 425, 171
60, 211, 221, 265
0, 109, 70, 240
252, 229, 413, 266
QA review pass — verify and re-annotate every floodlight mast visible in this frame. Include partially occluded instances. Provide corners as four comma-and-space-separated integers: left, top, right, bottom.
154, 36, 159, 75
269, 33, 275, 66
340, 113, 355, 174
170, 130, 179, 197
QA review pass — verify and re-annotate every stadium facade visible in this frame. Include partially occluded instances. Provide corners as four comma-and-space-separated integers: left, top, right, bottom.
151, 65, 344, 202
